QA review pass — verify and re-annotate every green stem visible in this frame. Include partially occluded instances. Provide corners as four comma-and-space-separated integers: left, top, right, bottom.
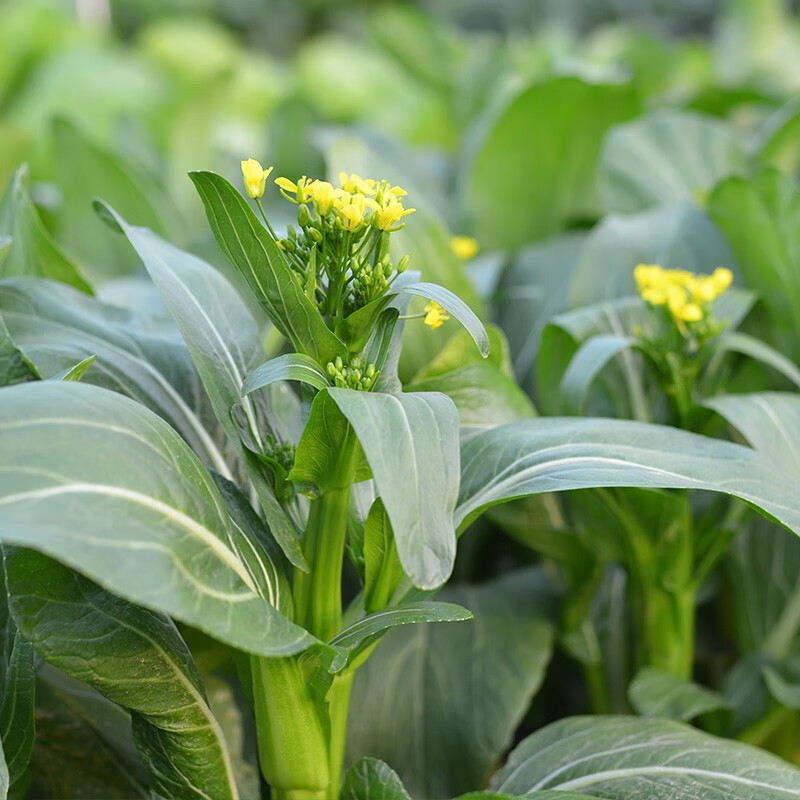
665, 352, 693, 426
251, 655, 330, 800
293, 486, 352, 641
327, 672, 355, 794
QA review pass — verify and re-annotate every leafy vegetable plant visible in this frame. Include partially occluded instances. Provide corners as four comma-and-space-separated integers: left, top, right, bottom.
4, 151, 800, 800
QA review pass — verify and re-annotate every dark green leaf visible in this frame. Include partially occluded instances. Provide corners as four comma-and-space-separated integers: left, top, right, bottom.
189, 170, 345, 365
5, 548, 240, 800
348, 568, 556, 798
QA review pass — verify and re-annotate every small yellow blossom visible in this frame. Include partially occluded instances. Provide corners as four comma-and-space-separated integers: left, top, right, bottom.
451, 236, 479, 260
275, 175, 312, 202
308, 180, 336, 215
424, 301, 450, 330
241, 158, 273, 200
338, 172, 377, 195
338, 203, 365, 231
373, 196, 415, 231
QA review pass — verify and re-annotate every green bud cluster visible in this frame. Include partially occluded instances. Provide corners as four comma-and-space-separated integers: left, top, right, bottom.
326, 356, 379, 391
263, 433, 295, 474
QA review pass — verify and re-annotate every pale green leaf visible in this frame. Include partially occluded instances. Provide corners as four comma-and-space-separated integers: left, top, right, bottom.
242, 353, 332, 395
0, 381, 314, 657
628, 667, 728, 721
329, 388, 460, 589
489, 716, 800, 798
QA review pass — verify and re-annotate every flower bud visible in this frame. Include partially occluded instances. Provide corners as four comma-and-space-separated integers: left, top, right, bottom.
297, 203, 311, 228
397, 254, 410, 273
308, 228, 323, 244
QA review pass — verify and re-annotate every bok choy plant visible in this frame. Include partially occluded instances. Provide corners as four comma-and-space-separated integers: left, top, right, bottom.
2, 162, 800, 800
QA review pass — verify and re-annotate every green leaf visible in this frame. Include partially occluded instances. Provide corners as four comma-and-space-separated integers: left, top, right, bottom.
709, 168, 800, 361
395, 282, 489, 358
331, 601, 471, 663
467, 77, 640, 250
0, 381, 314, 658
408, 361, 535, 439
714, 332, 800, 389
568, 202, 739, 309
4, 548, 240, 800
290, 389, 371, 495
628, 667, 729, 721
47, 354, 96, 382
189, 170, 345, 365
52, 118, 175, 282
599, 110, 747, 214
764, 667, 800, 710
329, 388, 460, 589
0, 558, 34, 790
243, 353, 332, 395
342, 758, 410, 800
560, 334, 638, 417
0, 166, 91, 293
363, 498, 404, 613
456, 417, 800, 540
347, 568, 556, 798
489, 716, 800, 797
102, 204, 306, 570
0, 277, 231, 478
0, 311, 38, 388
29, 665, 149, 800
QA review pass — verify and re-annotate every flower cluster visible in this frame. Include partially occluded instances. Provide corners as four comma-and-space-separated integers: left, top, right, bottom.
635, 265, 732, 330
241, 159, 434, 329
274, 172, 415, 234
326, 356, 379, 391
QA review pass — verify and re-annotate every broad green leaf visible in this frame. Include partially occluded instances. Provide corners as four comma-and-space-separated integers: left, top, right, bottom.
628, 667, 728, 721
0, 166, 91, 293
560, 334, 637, 417
489, 715, 800, 797
29, 665, 149, 800
467, 77, 641, 250
705, 392, 800, 478
0, 381, 314, 657
0, 277, 231, 477
52, 118, 175, 282
0, 558, 34, 790
331, 601, 471, 662
328, 388, 460, 589
714, 332, 800, 389
348, 568, 556, 799
456, 418, 800, 540
599, 110, 747, 214
709, 169, 800, 361
243, 353, 332, 395
568, 202, 739, 309
4, 548, 240, 800
189, 170, 345, 365
408, 361, 534, 439
412, 325, 511, 381
494, 232, 586, 395
103, 205, 306, 569
290, 389, 371, 495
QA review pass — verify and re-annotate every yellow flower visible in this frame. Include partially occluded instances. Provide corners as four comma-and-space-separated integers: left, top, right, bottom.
424, 301, 450, 330
275, 175, 312, 202
338, 202, 364, 231
308, 180, 336, 215
241, 158, 273, 200
711, 267, 733, 293
338, 172, 377, 195
634, 264, 664, 291
451, 236, 479, 260
373, 196, 415, 231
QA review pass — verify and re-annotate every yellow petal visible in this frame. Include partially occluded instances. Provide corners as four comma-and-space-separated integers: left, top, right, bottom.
451, 236, 479, 260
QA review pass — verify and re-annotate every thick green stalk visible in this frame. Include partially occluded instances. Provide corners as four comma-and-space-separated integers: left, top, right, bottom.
251, 656, 330, 800
327, 672, 355, 794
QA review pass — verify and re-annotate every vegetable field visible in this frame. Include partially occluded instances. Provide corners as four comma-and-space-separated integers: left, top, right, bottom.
4, 1, 800, 798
